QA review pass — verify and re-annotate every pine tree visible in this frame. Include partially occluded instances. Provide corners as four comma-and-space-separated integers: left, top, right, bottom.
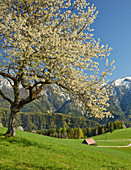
110, 122, 114, 133
77, 128, 84, 139
87, 127, 91, 137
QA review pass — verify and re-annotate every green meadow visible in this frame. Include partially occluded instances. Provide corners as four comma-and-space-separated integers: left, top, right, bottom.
94, 128, 131, 147
0, 127, 131, 170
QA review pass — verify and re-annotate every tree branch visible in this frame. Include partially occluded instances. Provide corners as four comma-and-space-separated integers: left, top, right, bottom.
56, 82, 74, 95
18, 83, 45, 109
0, 89, 13, 105
52, 3, 77, 32
0, 71, 16, 82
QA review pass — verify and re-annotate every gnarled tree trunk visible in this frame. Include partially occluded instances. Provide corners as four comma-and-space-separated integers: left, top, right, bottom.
5, 105, 19, 136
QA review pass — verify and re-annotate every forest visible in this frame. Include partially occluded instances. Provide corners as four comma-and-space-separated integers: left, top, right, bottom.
0, 107, 125, 139
36, 120, 125, 139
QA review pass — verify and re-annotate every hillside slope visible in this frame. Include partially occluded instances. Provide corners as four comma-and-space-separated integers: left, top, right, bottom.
0, 127, 131, 169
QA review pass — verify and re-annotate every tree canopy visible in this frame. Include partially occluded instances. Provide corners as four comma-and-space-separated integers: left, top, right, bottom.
0, 0, 114, 136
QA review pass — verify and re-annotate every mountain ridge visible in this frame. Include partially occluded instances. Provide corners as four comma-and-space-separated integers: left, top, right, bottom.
0, 77, 131, 126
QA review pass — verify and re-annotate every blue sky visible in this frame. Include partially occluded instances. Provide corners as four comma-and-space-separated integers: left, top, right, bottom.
87, 0, 131, 82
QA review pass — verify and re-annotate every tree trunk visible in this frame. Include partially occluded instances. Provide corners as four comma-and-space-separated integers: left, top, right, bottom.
5, 106, 18, 136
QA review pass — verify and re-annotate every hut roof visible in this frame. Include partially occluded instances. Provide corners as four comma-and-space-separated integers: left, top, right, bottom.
82, 138, 96, 145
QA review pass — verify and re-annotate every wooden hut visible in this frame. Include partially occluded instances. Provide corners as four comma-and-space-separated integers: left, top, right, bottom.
82, 138, 97, 146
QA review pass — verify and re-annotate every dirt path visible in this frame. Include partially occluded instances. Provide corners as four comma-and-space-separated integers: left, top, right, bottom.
96, 139, 131, 142
97, 143, 131, 148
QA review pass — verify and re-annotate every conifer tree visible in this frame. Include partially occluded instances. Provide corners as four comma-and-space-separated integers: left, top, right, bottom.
101, 126, 105, 134
77, 127, 84, 139
87, 127, 91, 137
114, 121, 117, 129
110, 121, 114, 133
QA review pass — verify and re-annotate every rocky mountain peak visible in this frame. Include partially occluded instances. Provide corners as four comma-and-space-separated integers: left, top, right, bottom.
111, 77, 131, 87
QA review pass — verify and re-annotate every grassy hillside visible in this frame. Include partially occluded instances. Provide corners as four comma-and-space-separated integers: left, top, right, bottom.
94, 128, 131, 146
0, 127, 131, 170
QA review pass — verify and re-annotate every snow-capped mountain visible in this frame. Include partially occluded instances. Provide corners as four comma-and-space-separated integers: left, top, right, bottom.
111, 77, 131, 87
109, 77, 131, 99
108, 77, 131, 124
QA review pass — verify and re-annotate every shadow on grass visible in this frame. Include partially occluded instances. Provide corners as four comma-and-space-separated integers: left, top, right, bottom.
0, 162, 53, 170
0, 133, 4, 137
0, 133, 52, 150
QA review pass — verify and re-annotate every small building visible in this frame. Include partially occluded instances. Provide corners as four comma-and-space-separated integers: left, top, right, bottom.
82, 138, 97, 146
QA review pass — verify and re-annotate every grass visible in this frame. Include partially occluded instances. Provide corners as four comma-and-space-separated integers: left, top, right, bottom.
93, 128, 131, 147
0, 127, 131, 170
94, 128, 131, 140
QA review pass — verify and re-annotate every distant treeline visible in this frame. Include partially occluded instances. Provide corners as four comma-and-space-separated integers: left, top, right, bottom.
36, 121, 125, 139
0, 108, 126, 136
0, 108, 99, 130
